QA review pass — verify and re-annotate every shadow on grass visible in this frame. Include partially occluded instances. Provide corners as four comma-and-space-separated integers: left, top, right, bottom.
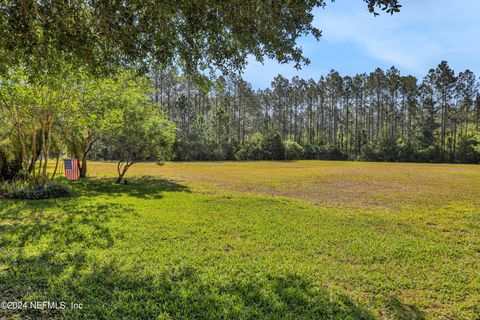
0, 178, 419, 319
70, 176, 190, 199
0, 201, 131, 249
1, 256, 378, 319
385, 296, 426, 320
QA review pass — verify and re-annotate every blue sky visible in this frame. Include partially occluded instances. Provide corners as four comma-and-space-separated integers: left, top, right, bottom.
242, 0, 480, 89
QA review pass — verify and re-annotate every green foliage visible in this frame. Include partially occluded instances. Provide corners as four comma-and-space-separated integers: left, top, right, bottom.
0, 65, 166, 180
284, 140, 304, 160
298, 144, 349, 161
174, 134, 216, 162
456, 133, 480, 163
303, 144, 319, 160
0, 1, 401, 77
0, 64, 88, 179
235, 133, 265, 161
263, 130, 286, 161
68, 71, 158, 177
0, 138, 21, 182
378, 137, 399, 162
158, 61, 479, 164
0, 153, 21, 182
417, 145, 442, 163
235, 131, 291, 161
110, 108, 175, 164
397, 141, 417, 162
365, 0, 402, 15
325, 145, 348, 161
105, 102, 176, 183
0, 179, 74, 199
172, 113, 238, 161
360, 144, 381, 161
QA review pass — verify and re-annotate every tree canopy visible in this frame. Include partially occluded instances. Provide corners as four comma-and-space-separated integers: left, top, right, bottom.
0, 0, 401, 76
0, 0, 409, 184
0, 65, 176, 182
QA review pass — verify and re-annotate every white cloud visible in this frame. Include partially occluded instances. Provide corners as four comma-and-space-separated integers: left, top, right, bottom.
243, 0, 480, 88
316, 0, 480, 74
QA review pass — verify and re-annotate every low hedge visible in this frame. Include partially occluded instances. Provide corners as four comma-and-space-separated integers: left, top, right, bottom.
0, 180, 74, 200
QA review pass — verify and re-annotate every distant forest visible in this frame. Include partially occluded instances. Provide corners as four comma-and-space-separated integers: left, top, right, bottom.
99, 61, 480, 163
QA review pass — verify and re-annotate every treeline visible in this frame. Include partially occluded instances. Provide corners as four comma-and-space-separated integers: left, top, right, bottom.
150, 61, 480, 163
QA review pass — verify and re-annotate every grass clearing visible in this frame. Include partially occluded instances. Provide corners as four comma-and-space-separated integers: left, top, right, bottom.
1, 161, 479, 319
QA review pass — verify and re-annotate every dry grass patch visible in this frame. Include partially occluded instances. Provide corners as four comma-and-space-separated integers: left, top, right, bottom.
88, 161, 480, 209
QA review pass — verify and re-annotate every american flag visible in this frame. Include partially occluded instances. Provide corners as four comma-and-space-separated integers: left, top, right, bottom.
64, 159, 79, 180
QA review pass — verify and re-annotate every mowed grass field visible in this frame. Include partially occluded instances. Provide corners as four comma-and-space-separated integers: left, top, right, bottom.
1, 161, 479, 319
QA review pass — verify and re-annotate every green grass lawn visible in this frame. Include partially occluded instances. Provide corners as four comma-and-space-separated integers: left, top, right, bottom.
1, 161, 479, 319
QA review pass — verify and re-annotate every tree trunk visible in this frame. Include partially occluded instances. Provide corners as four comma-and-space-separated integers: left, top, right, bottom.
116, 173, 125, 184
116, 161, 132, 184
51, 146, 63, 180
78, 138, 96, 178
29, 124, 37, 176
80, 156, 88, 178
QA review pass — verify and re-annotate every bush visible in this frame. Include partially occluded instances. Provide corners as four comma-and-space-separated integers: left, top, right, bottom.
456, 134, 480, 163
284, 140, 304, 160
397, 141, 417, 162
317, 145, 329, 160
263, 130, 285, 160
303, 144, 318, 160
0, 150, 22, 182
173, 135, 217, 161
235, 133, 265, 161
234, 147, 248, 161
378, 137, 399, 162
326, 145, 348, 160
417, 145, 442, 163
0, 180, 74, 200
360, 143, 380, 161
312, 145, 349, 160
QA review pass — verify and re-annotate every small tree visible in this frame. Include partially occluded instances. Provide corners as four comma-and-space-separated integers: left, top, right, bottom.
263, 130, 285, 160
457, 132, 480, 163
284, 140, 304, 160
110, 105, 175, 184
67, 72, 144, 178
235, 133, 265, 161
0, 64, 74, 181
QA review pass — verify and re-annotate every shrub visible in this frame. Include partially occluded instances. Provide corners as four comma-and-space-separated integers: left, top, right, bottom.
235, 133, 265, 160
317, 145, 329, 160
0, 180, 74, 200
0, 150, 22, 182
312, 145, 349, 160
284, 140, 304, 160
303, 144, 318, 160
234, 147, 248, 161
360, 143, 380, 161
326, 145, 348, 160
397, 141, 417, 162
263, 130, 285, 160
456, 134, 480, 163
378, 137, 399, 162
417, 145, 442, 163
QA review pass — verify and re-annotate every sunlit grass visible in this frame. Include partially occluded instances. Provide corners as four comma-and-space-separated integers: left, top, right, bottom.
1, 161, 479, 319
